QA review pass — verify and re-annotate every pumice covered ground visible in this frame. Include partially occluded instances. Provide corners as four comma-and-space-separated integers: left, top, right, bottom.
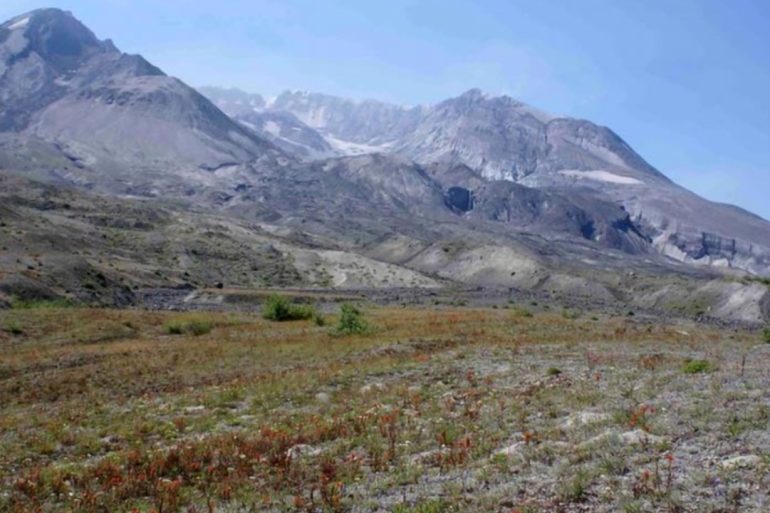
1, 302, 769, 512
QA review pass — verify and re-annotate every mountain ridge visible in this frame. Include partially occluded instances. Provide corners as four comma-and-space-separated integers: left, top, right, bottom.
2, 8, 770, 323
200, 84, 770, 275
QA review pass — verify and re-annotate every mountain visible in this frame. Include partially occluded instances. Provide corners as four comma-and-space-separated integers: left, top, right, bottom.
207, 87, 770, 276
0, 9, 283, 196
2, 9, 769, 323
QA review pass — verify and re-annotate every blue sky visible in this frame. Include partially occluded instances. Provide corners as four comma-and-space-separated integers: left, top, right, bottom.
3, 0, 770, 219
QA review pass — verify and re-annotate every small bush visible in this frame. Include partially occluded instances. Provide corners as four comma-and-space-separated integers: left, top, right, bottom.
547, 367, 562, 376
166, 323, 184, 335
187, 320, 213, 336
313, 312, 326, 326
560, 468, 590, 503
512, 307, 533, 318
165, 319, 213, 336
763, 327, 770, 344
5, 321, 24, 335
333, 303, 370, 335
262, 294, 315, 321
681, 359, 714, 374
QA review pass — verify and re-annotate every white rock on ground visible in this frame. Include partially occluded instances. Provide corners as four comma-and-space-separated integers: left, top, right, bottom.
582, 429, 666, 448
494, 441, 526, 457
561, 411, 611, 429
720, 455, 762, 470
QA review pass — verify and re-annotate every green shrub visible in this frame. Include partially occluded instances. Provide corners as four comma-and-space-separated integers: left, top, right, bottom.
560, 468, 590, 503
547, 367, 562, 376
763, 327, 770, 344
187, 320, 213, 336
165, 319, 213, 336
333, 303, 370, 335
166, 323, 184, 335
512, 307, 533, 318
5, 321, 24, 335
681, 359, 714, 374
313, 312, 326, 326
262, 294, 315, 321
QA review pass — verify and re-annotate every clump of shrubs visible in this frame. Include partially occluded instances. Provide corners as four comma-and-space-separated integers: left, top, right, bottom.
262, 294, 316, 322
333, 303, 370, 335
681, 359, 714, 374
165, 318, 213, 336
763, 326, 770, 344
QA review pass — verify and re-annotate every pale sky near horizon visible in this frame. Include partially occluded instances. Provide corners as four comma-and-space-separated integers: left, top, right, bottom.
3, 0, 770, 220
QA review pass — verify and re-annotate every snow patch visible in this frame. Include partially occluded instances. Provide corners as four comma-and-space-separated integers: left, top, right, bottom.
263, 120, 281, 136
559, 169, 643, 185
325, 135, 392, 156
8, 17, 30, 30
239, 120, 258, 132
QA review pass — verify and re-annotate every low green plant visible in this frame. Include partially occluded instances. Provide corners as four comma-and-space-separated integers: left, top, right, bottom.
512, 307, 533, 318
262, 294, 315, 321
547, 367, 562, 376
681, 359, 714, 374
762, 326, 770, 344
5, 321, 24, 335
393, 499, 454, 513
560, 467, 590, 503
333, 303, 370, 335
166, 323, 184, 335
165, 319, 213, 336
313, 312, 326, 326
187, 319, 213, 336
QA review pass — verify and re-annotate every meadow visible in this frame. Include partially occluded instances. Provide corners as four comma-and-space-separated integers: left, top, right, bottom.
1, 302, 768, 512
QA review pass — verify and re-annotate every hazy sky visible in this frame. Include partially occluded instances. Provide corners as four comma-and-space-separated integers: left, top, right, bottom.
3, 0, 770, 219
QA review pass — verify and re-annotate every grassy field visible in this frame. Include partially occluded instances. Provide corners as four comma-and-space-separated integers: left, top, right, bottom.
1, 304, 769, 512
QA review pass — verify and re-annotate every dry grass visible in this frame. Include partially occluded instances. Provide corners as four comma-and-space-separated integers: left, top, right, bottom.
0, 305, 768, 512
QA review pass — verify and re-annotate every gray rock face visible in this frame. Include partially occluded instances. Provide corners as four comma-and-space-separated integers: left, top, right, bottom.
255, 87, 770, 275
197, 86, 266, 116
200, 86, 334, 160
269, 90, 424, 145
235, 110, 334, 159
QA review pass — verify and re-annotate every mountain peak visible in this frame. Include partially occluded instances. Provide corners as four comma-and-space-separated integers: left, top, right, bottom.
458, 88, 489, 100
2, 7, 108, 71
5, 7, 91, 35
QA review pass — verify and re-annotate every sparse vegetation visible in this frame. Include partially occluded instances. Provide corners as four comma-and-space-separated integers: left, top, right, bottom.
0, 304, 765, 512
763, 326, 770, 343
262, 294, 316, 321
10, 297, 72, 309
